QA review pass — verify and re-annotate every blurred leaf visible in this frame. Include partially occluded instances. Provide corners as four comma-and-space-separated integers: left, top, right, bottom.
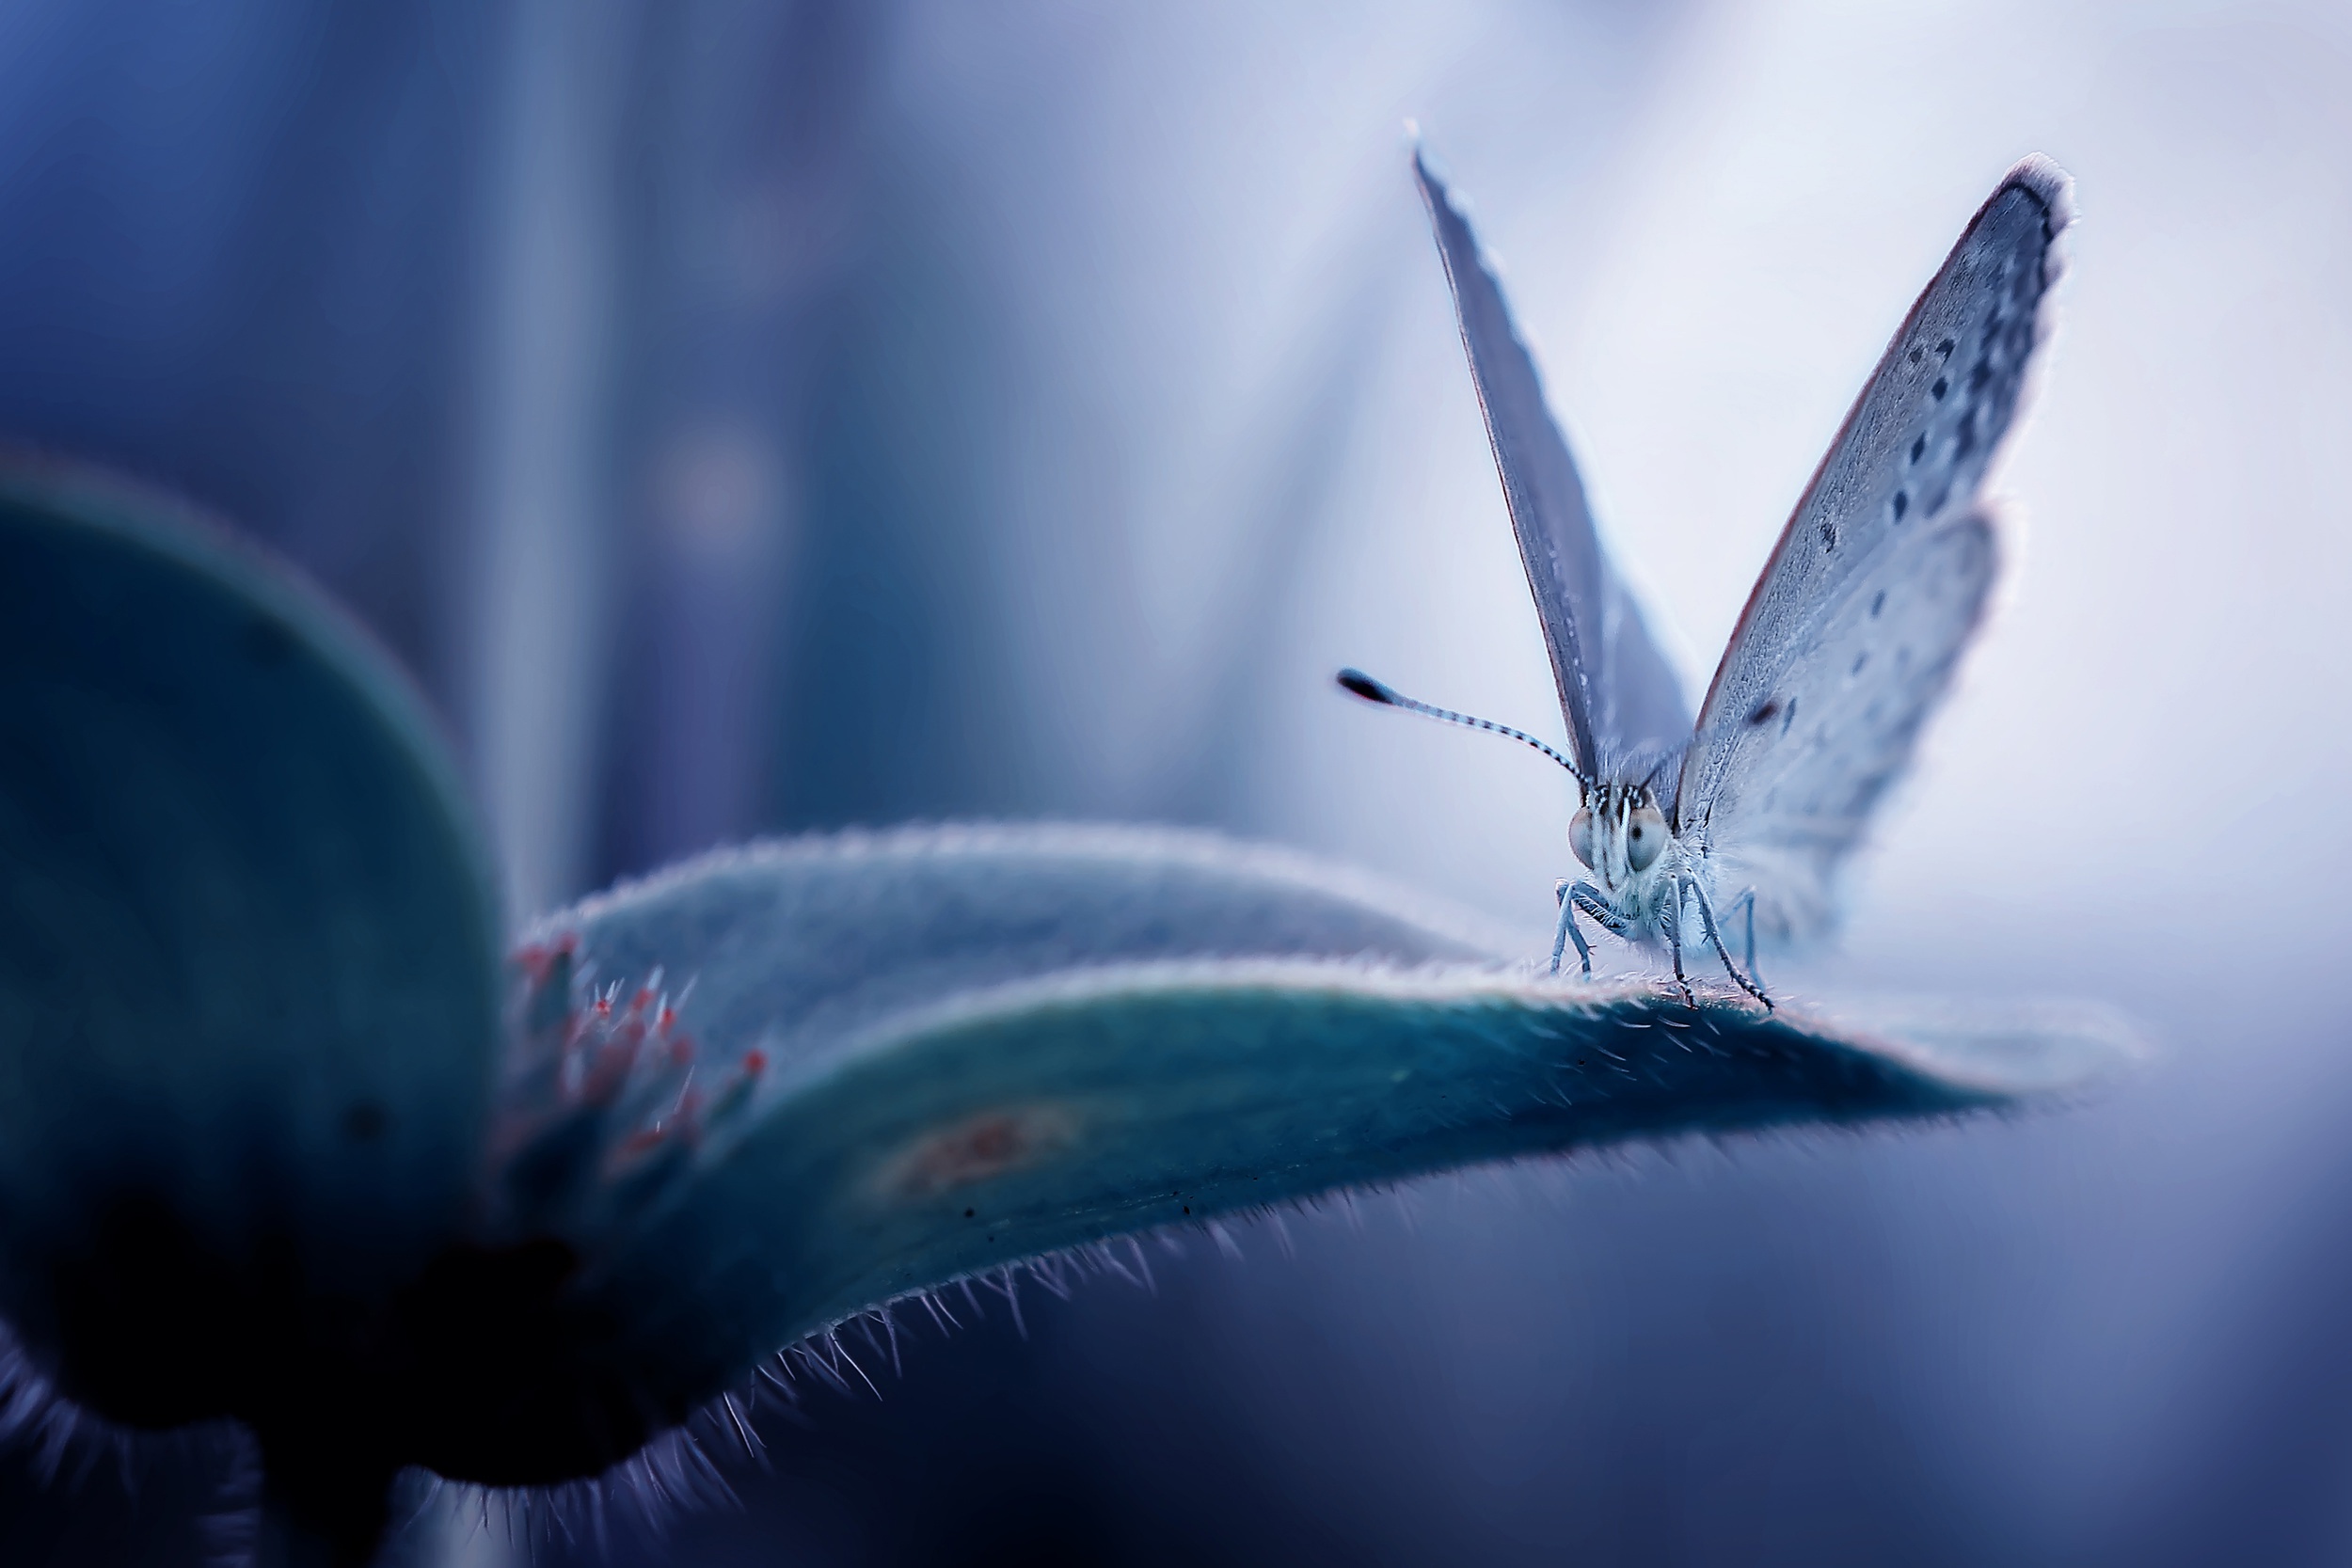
0, 456, 500, 1411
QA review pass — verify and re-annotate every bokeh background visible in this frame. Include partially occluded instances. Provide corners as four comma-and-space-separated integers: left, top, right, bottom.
6, 0, 2352, 1563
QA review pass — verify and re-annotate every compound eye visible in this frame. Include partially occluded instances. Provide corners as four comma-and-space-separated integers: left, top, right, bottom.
1568, 807, 1596, 869
1625, 804, 1667, 872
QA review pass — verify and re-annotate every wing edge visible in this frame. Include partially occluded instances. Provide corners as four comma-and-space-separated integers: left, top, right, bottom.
1410, 142, 1600, 775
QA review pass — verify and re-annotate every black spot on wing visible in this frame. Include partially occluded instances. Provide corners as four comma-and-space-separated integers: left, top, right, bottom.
1880, 215, 2054, 550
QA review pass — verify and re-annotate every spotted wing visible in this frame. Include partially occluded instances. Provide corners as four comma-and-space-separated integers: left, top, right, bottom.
1676, 157, 2072, 939
1692, 508, 1997, 941
1415, 149, 1691, 785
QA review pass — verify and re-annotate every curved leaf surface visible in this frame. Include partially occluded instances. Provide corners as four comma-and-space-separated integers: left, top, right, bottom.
516, 828, 2134, 1420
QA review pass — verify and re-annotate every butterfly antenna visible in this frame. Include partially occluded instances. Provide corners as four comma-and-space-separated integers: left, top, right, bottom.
1336, 669, 1585, 784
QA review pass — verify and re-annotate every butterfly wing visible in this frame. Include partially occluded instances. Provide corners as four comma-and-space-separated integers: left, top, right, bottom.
1676, 157, 2073, 941
1694, 507, 1999, 941
1415, 149, 1691, 786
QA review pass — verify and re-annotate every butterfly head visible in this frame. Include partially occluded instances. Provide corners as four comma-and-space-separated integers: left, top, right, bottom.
1569, 780, 1672, 895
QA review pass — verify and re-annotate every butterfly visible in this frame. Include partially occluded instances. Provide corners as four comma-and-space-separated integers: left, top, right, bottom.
1342, 148, 2073, 1005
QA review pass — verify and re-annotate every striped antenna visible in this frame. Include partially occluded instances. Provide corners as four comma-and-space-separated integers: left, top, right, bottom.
1336, 668, 1584, 784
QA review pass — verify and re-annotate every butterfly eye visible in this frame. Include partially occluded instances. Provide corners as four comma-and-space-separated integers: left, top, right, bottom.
1625, 805, 1666, 872
1568, 808, 1596, 869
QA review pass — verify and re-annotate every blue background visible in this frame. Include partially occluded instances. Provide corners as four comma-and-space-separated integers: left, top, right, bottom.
4, 1, 2350, 1563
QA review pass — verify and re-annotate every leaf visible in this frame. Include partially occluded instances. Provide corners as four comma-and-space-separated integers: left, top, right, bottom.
513, 826, 2136, 1422
0, 456, 501, 1423
0, 461, 2138, 1562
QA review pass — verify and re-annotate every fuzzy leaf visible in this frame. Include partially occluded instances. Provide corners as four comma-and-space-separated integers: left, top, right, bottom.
517, 828, 2136, 1420
528, 824, 1499, 1080
0, 458, 501, 1370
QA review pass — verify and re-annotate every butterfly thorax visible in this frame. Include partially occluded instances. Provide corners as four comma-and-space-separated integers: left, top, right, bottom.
1568, 778, 1687, 938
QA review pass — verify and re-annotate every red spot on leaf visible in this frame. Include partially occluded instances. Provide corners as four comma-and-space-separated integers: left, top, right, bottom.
876, 1105, 1080, 1199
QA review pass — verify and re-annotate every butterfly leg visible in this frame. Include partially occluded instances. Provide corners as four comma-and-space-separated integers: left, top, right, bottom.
1718, 887, 1762, 989
1663, 895, 1695, 1006
1550, 879, 1593, 978
1686, 878, 1772, 1009
1567, 882, 1626, 933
